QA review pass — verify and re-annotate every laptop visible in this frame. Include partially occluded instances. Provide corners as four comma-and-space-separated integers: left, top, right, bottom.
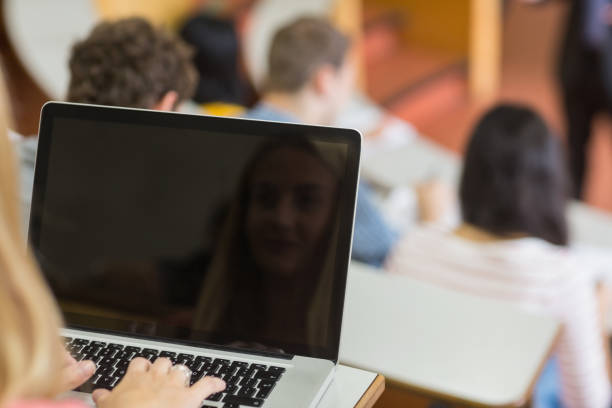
29, 102, 361, 407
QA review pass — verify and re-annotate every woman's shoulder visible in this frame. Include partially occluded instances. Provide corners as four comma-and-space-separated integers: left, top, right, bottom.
388, 226, 583, 282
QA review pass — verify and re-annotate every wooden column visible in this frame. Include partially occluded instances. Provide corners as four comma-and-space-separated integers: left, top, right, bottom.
469, 0, 502, 100
331, 0, 365, 90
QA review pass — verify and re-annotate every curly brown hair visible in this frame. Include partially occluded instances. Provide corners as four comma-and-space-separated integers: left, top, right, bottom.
67, 17, 198, 109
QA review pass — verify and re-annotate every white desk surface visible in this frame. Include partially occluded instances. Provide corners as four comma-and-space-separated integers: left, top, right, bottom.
340, 262, 560, 407
319, 365, 382, 408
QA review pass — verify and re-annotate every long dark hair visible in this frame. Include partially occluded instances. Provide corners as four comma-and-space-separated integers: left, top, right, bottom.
459, 104, 569, 246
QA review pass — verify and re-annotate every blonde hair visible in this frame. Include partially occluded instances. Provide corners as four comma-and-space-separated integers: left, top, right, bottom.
194, 138, 346, 350
0, 74, 65, 405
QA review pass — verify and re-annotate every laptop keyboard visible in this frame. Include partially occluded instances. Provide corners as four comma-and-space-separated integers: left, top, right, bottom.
64, 336, 286, 407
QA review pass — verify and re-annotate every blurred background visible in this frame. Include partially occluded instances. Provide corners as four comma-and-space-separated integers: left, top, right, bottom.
3, 0, 611, 212
5, 1, 612, 407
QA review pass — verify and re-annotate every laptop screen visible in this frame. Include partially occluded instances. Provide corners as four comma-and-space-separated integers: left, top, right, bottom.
30, 103, 360, 362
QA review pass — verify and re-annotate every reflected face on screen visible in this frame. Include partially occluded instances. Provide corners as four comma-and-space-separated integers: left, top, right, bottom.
246, 147, 337, 277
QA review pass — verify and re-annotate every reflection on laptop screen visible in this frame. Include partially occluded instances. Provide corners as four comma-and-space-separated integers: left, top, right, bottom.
31, 108, 359, 361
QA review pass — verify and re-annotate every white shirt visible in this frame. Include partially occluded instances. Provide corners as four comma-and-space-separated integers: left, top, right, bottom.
386, 227, 611, 408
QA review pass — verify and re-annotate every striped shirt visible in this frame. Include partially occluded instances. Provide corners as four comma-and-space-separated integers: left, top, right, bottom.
386, 227, 611, 408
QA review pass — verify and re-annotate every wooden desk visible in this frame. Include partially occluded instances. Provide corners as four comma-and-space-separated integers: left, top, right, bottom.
340, 262, 560, 407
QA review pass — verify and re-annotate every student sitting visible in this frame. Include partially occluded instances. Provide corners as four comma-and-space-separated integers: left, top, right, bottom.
243, 16, 398, 267
179, 0, 257, 115
386, 104, 611, 408
16, 17, 198, 232
0, 74, 224, 408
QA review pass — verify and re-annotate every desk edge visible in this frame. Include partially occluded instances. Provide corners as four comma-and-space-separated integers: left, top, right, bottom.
355, 374, 385, 408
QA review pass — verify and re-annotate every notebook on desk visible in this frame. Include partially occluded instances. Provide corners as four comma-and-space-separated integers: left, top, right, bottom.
29, 102, 361, 407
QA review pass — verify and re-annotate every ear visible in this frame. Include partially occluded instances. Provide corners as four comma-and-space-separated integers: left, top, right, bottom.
152, 91, 179, 111
311, 65, 336, 96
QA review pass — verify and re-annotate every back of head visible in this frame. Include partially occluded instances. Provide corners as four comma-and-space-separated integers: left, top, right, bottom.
264, 16, 350, 93
67, 17, 197, 109
0, 78, 64, 402
180, 14, 248, 104
459, 104, 569, 246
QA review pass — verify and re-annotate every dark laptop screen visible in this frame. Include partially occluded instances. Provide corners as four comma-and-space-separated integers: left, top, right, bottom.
30, 103, 360, 362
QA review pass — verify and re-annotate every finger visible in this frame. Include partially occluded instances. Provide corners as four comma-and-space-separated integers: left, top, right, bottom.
126, 357, 151, 375
92, 388, 111, 404
62, 360, 96, 390
63, 351, 77, 367
189, 376, 226, 403
150, 357, 173, 376
169, 364, 192, 386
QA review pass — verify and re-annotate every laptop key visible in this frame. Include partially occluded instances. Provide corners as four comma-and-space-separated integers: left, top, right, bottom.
227, 376, 240, 385
206, 392, 223, 401
255, 371, 282, 382
239, 377, 257, 388
188, 360, 202, 371
96, 377, 114, 390
223, 395, 264, 407
249, 364, 267, 371
143, 353, 157, 362
225, 384, 239, 395
100, 357, 116, 367
81, 345, 98, 355
116, 360, 129, 370
234, 367, 247, 377
255, 388, 272, 400
189, 373, 203, 386
218, 365, 234, 375
241, 387, 258, 398
177, 353, 194, 361
159, 351, 177, 363
213, 358, 231, 366
114, 350, 131, 361
256, 381, 276, 399
68, 344, 84, 353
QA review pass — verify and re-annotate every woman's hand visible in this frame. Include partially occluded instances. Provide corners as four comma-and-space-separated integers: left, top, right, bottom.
92, 357, 226, 408
59, 351, 96, 393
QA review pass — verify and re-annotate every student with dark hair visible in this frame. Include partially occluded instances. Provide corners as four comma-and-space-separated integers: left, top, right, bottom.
386, 104, 611, 408
459, 105, 569, 247
180, 13, 256, 114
